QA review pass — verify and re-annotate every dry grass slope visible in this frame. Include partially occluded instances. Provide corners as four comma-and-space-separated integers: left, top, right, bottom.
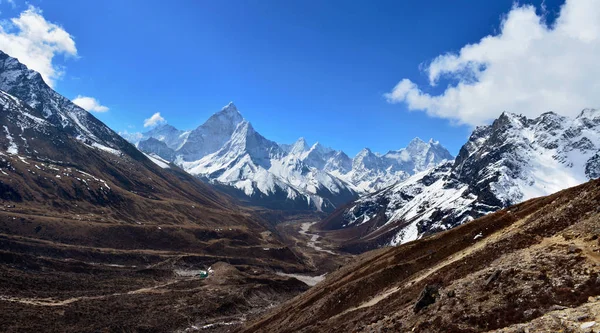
241, 178, 600, 333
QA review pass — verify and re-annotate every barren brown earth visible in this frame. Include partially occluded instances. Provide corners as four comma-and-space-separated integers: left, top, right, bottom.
0, 144, 328, 331
240, 178, 600, 333
0, 57, 349, 332
0, 210, 313, 333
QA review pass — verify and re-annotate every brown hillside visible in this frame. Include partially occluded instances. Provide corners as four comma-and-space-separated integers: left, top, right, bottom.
241, 178, 600, 332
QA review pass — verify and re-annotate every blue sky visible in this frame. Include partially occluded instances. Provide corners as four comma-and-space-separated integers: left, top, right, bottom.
0, 0, 584, 156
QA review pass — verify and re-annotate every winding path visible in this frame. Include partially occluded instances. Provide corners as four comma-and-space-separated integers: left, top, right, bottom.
299, 222, 337, 255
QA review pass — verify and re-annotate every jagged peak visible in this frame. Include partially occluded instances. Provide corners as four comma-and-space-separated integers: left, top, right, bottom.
333, 150, 350, 159
405, 137, 429, 151
534, 111, 567, 126
0, 49, 128, 151
213, 101, 243, 119
195, 102, 245, 133
354, 148, 376, 161
222, 101, 238, 112
236, 119, 252, 131
155, 123, 176, 130
495, 111, 527, 128
306, 142, 335, 156
408, 137, 425, 145
141, 123, 182, 137
0, 51, 26, 70
0, 50, 46, 90
290, 137, 309, 154
540, 111, 559, 117
237, 120, 263, 139
204, 102, 241, 119
225, 120, 253, 147
294, 137, 307, 145
499, 111, 516, 118
357, 147, 372, 155
577, 108, 599, 120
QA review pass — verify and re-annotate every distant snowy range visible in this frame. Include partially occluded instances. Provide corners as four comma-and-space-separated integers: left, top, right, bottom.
122, 103, 600, 246
122, 102, 453, 211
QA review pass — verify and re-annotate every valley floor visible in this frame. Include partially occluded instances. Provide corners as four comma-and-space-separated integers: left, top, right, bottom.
0, 210, 352, 333
0, 211, 304, 332
275, 217, 353, 275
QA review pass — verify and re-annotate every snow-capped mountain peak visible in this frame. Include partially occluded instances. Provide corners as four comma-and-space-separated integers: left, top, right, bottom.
353, 148, 376, 166
330, 109, 600, 247
406, 136, 426, 149
205, 102, 244, 126
174, 102, 245, 161
131, 103, 452, 211
141, 124, 190, 150
577, 108, 600, 125
0, 51, 132, 156
324, 151, 353, 174
289, 137, 309, 155
220, 120, 283, 164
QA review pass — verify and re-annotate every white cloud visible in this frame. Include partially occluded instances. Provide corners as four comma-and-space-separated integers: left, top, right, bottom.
385, 0, 600, 126
118, 130, 143, 143
0, 5, 77, 87
144, 112, 166, 128
72, 95, 109, 112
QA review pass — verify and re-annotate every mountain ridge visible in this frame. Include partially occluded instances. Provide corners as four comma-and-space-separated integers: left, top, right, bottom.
129, 103, 453, 212
319, 109, 600, 250
0, 49, 315, 333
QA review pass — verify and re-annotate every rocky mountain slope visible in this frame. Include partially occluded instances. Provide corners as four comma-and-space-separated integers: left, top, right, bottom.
241, 178, 600, 333
319, 110, 600, 250
0, 50, 250, 225
132, 105, 452, 212
0, 51, 313, 332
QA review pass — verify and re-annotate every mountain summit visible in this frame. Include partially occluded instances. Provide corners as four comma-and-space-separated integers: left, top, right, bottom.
131, 107, 453, 211
0, 51, 132, 155
0, 50, 253, 223
0, 51, 312, 332
320, 110, 600, 249
177, 102, 245, 161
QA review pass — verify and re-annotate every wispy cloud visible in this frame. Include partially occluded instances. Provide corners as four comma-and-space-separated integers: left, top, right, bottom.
386, 0, 600, 126
0, 5, 77, 87
72, 95, 109, 112
144, 112, 166, 128
118, 130, 143, 143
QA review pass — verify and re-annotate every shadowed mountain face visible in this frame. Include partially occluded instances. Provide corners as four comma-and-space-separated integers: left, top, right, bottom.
241, 178, 600, 333
319, 110, 600, 251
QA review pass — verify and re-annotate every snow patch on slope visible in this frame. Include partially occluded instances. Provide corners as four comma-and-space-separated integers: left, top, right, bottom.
143, 152, 170, 168
3, 125, 17, 154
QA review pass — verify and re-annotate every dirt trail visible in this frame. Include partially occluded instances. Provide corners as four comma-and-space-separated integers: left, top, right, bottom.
275, 272, 326, 287
540, 235, 600, 265
299, 222, 337, 255
0, 279, 189, 307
